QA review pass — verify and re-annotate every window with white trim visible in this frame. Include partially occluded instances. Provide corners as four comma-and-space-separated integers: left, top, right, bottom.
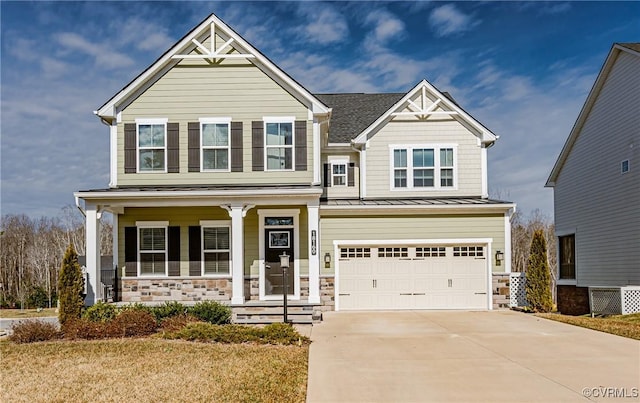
138, 226, 167, 275
340, 247, 371, 258
378, 247, 408, 258
138, 122, 166, 172
201, 121, 229, 171
332, 162, 347, 186
391, 145, 456, 189
416, 247, 446, 257
621, 159, 630, 174
265, 121, 293, 170
202, 226, 230, 275
453, 246, 483, 257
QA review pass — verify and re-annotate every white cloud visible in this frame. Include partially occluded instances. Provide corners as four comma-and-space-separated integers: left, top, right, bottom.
428, 4, 479, 37
296, 4, 349, 45
55, 32, 135, 69
364, 9, 406, 45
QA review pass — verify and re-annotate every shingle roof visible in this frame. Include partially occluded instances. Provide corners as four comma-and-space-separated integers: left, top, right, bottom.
314, 93, 405, 143
618, 43, 640, 53
321, 197, 513, 206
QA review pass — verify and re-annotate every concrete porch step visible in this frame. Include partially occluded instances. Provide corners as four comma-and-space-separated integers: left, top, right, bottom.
234, 317, 314, 325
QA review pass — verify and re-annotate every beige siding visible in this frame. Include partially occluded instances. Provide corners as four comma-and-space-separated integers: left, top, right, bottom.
365, 119, 483, 197
118, 59, 313, 186
554, 51, 640, 286
319, 213, 505, 276
322, 151, 360, 199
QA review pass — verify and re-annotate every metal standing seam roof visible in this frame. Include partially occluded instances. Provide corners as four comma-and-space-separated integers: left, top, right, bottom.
321, 198, 513, 206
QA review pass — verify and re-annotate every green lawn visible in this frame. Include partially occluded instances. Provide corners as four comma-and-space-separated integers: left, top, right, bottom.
1, 338, 308, 402
0, 308, 57, 319
537, 312, 640, 340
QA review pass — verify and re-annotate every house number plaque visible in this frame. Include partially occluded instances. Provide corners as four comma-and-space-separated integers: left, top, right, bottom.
311, 230, 317, 255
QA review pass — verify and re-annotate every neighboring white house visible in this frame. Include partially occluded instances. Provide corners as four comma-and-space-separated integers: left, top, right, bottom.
546, 43, 640, 315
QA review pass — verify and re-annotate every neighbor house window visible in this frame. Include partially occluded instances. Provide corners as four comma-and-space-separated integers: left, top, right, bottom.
265, 121, 293, 170
202, 226, 230, 275
138, 226, 167, 275
332, 162, 347, 186
559, 235, 575, 280
138, 121, 166, 172
622, 159, 630, 174
391, 145, 456, 189
201, 120, 230, 171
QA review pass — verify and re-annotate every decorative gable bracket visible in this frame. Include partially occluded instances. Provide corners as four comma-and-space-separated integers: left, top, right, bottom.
171, 22, 255, 62
391, 87, 458, 120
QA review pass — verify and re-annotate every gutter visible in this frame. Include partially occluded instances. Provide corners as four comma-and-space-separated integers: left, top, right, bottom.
75, 196, 86, 218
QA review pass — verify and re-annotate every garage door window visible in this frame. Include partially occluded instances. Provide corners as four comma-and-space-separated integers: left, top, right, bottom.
378, 247, 408, 258
340, 247, 371, 258
453, 246, 484, 257
416, 247, 446, 257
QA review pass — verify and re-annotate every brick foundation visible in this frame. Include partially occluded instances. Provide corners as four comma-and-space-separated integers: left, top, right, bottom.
121, 278, 232, 303
492, 273, 511, 309
557, 284, 590, 315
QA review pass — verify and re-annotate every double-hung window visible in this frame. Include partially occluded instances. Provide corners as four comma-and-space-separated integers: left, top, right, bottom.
265, 119, 294, 170
559, 234, 575, 280
200, 118, 230, 171
202, 222, 231, 276
137, 119, 167, 172
391, 145, 456, 190
138, 223, 167, 276
332, 162, 347, 186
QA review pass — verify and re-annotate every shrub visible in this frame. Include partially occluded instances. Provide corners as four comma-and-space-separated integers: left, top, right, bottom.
111, 309, 157, 337
57, 244, 84, 326
26, 286, 49, 309
119, 302, 154, 315
163, 322, 309, 345
188, 301, 231, 325
152, 301, 187, 322
83, 301, 118, 322
525, 229, 554, 313
159, 314, 201, 332
62, 318, 107, 340
10, 320, 60, 343
261, 323, 306, 345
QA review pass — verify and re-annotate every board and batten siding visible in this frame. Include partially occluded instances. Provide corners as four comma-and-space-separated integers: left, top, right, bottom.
319, 213, 505, 276
365, 119, 483, 198
554, 50, 640, 287
117, 56, 313, 186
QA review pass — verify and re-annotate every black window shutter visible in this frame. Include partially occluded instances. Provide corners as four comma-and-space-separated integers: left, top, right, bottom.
188, 122, 200, 172
189, 226, 201, 276
324, 163, 331, 187
168, 226, 180, 276
231, 121, 243, 172
124, 123, 137, 173
124, 227, 137, 277
167, 123, 180, 173
252, 121, 264, 171
295, 121, 307, 171
348, 162, 355, 187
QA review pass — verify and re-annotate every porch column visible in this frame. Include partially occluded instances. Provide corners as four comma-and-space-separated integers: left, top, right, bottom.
230, 205, 245, 305
307, 202, 320, 304
85, 203, 101, 305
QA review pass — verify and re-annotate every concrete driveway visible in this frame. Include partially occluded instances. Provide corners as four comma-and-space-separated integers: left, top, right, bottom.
307, 310, 640, 402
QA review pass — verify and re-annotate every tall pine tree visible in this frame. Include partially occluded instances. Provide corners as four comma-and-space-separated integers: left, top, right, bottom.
525, 229, 553, 312
58, 244, 84, 325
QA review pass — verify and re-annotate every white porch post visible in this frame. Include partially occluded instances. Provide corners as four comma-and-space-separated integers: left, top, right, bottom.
230, 205, 245, 305
85, 203, 101, 305
307, 202, 320, 304
112, 212, 119, 279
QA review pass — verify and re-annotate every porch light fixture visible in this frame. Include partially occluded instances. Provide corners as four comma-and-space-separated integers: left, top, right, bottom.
324, 252, 331, 264
495, 250, 504, 266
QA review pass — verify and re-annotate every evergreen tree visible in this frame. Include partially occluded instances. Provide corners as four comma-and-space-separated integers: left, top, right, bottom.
57, 244, 84, 325
525, 229, 553, 312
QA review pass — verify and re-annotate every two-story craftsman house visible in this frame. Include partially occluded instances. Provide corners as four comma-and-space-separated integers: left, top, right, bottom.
75, 13, 515, 313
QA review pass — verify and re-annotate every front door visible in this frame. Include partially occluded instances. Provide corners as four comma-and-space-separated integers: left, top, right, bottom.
265, 228, 294, 296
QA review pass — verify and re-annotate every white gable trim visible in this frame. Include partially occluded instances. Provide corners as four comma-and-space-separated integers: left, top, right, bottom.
352, 79, 497, 146
96, 14, 329, 120
546, 44, 639, 187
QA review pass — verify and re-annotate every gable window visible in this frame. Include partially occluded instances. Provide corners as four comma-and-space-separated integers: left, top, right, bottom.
391, 145, 456, 190
332, 162, 347, 186
559, 234, 575, 280
201, 119, 230, 171
137, 119, 167, 172
265, 120, 293, 170
138, 224, 167, 276
202, 225, 231, 276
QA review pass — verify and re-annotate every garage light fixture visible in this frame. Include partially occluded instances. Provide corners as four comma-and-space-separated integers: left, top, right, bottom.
324, 252, 331, 267
495, 250, 504, 266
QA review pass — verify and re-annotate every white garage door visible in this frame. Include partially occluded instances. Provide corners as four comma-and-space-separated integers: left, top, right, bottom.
338, 245, 488, 310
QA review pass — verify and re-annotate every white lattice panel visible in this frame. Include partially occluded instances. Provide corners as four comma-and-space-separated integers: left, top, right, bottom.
510, 272, 527, 307
622, 287, 640, 314
590, 288, 622, 315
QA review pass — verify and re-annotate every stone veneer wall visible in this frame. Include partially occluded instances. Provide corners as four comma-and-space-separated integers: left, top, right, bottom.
319, 276, 335, 311
492, 273, 511, 309
121, 279, 232, 303
557, 285, 590, 315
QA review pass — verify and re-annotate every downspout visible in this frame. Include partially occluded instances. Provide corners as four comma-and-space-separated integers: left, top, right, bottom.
75, 196, 86, 218
351, 141, 365, 199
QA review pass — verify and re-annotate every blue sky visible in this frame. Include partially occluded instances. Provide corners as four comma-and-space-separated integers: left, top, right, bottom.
1, 1, 639, 218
